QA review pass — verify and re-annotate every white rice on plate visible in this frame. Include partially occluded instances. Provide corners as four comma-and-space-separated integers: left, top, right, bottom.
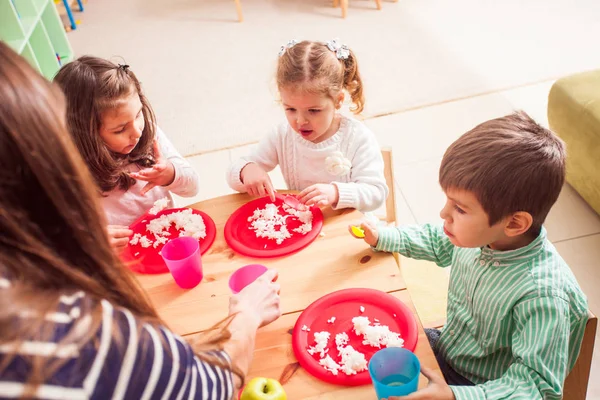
305, 315, 404, 377
139, 235, 153, 248
319, 355, 341, 375
247, 202, 313, 244
352, 316, 404, 348
338, 345, 368, 375
307, 331, 330, 358
129, 207, 207, 249
148, 197, 169, 215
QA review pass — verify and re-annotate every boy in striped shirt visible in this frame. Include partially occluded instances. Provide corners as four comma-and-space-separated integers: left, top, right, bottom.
355, 111, 588, 399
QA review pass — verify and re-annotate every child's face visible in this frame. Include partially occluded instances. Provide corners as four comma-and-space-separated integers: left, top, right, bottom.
280, 87, 343, 144
99, 92, 145, 154
439, 188, 508, 248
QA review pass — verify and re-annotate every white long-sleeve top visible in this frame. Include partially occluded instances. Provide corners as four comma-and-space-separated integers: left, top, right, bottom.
101, 127, 200, 226
227, 115, 388, 212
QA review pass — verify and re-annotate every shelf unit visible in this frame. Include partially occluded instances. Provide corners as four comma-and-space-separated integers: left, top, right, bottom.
1, 0, 74, 80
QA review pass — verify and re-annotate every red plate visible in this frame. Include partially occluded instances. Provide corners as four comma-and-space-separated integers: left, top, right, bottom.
121, 208, 216, 274
224, 196, 324, 258
292, 288, 418, 386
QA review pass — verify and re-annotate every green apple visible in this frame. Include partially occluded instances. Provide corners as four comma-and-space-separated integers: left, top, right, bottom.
240, 377, 287, 400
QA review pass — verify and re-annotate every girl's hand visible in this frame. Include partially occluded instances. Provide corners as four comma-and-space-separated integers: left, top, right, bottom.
299, 184, 339, 208
348, 220, 379, 247
229, 269, 281, 328
388, 367, 454, 400
130, 141, 176, 195
240, 163, 276, 201
107, 225, 133, 251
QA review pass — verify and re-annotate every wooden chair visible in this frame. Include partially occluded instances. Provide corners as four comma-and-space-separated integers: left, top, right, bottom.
380, 147, 397, 224
333, 0, 397, 19
379, 148, 407, 274
234, 0, 243, 22
563, 311, 597, 400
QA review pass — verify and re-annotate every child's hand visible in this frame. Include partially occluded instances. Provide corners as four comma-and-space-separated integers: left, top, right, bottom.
299, 184, 339, 208
240, 163, 276, 201
107, 225, 133, 252
388, 367, 454, 400
130, 141, 176, 195
348, 220, 379, 247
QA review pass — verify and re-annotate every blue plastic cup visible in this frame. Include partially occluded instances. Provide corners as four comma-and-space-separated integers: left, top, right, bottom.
368, 347, 420, 399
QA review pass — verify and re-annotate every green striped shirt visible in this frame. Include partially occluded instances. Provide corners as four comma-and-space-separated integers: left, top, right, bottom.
376, 224, 588, 399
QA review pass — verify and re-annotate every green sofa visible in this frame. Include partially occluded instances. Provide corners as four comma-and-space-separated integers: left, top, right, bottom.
548, 70, 600, 215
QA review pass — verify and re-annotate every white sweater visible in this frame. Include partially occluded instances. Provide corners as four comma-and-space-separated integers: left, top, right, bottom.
101, 127, 200, 226
227, 115, 388, 212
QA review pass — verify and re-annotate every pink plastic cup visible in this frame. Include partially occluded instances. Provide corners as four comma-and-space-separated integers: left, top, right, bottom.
161, 237, 203, 289
229, 264, 268, 294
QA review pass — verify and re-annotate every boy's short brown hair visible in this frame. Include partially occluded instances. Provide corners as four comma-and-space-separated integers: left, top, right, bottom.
439, 111, 566, 234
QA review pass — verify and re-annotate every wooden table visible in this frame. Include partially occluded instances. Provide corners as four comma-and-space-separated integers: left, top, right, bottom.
135, 193, 441, 398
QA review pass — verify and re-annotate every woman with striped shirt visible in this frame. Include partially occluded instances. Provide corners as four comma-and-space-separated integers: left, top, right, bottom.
0, 42, 281, 399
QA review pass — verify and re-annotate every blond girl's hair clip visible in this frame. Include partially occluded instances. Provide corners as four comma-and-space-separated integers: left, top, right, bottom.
278, 39, 300, 57
326, 38, 350, 60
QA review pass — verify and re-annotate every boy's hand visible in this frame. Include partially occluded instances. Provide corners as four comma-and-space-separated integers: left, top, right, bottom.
130, 141, 176, 195
388, 367, 455, 400
348, 220, 379, 247
299, 184, 339, 208
240, 163, 276, 201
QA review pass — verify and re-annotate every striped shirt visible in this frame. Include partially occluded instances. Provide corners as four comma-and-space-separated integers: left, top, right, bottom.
376, 224, 588, 400
0, 283, 234, 400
